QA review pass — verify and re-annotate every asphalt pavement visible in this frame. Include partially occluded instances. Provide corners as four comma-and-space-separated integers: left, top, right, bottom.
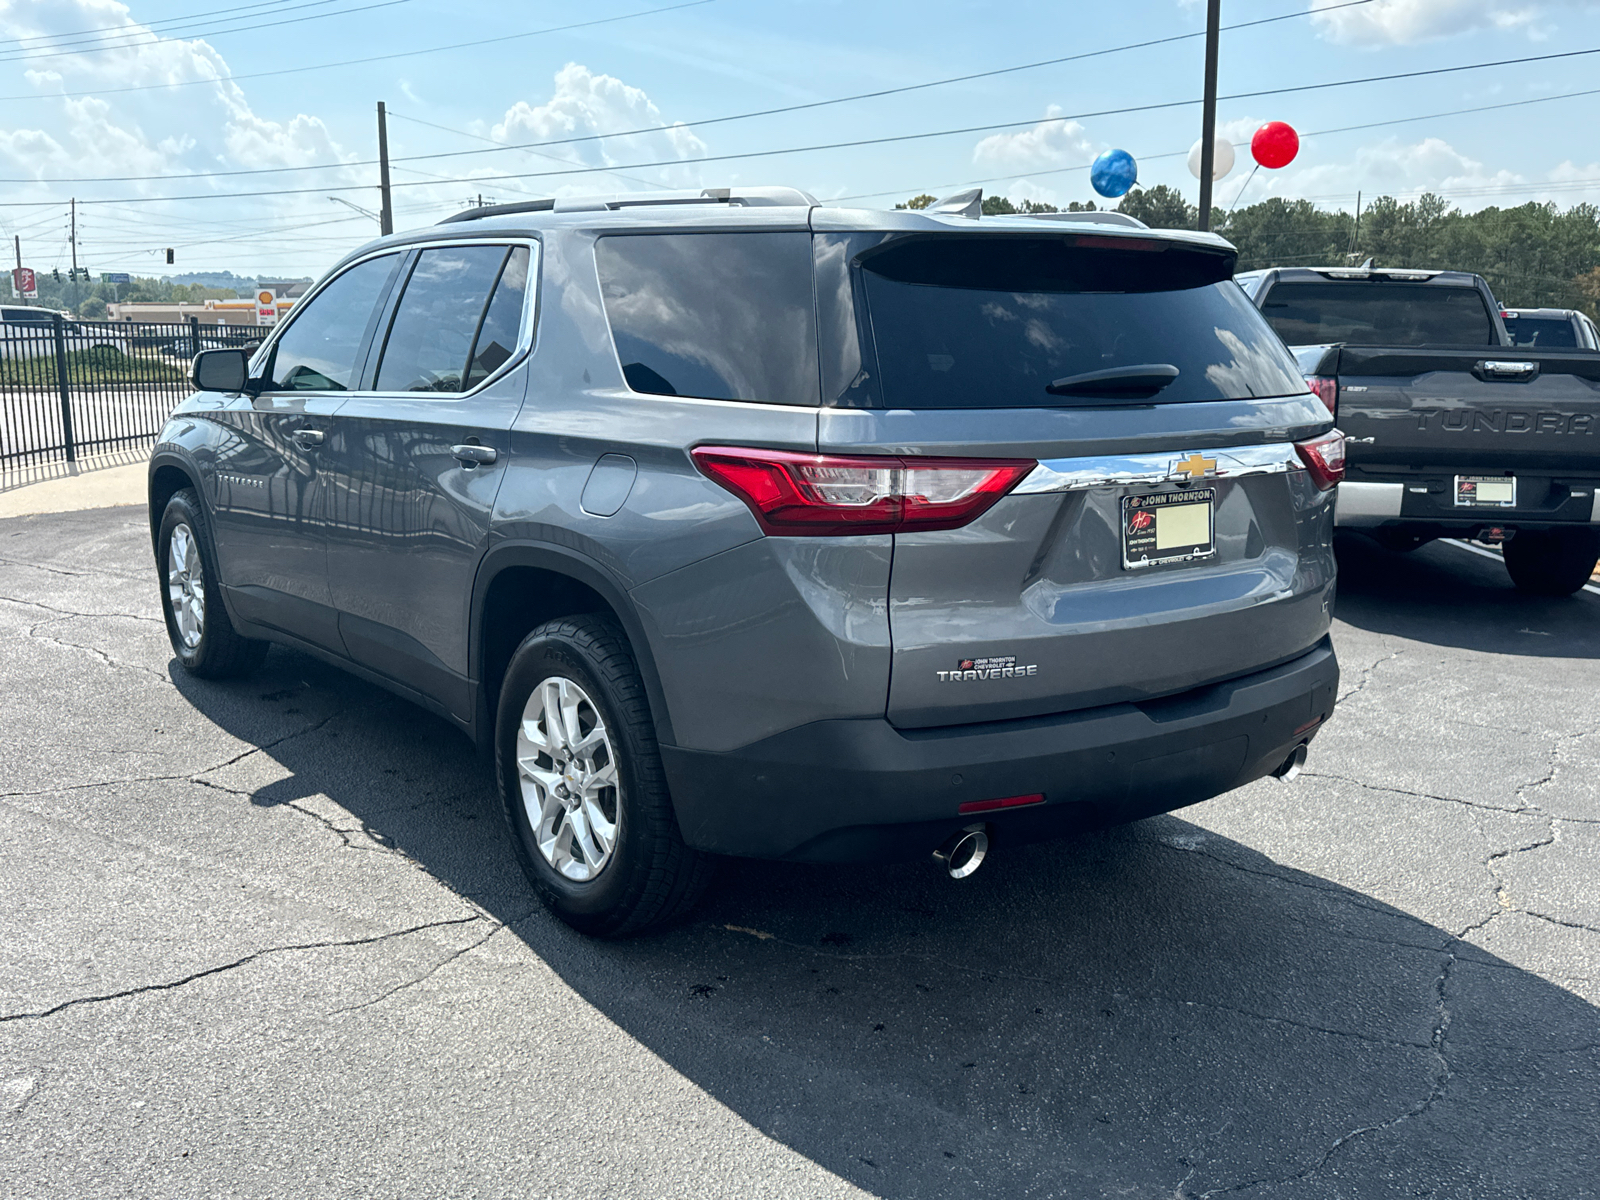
1, 508, 1596, 1199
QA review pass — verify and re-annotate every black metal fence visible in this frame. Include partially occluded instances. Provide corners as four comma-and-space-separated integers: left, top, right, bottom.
0, 314, 263, 473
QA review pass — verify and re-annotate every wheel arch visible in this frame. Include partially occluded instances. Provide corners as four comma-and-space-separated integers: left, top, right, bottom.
471, 542, 675, 751
147, 451, 202, 552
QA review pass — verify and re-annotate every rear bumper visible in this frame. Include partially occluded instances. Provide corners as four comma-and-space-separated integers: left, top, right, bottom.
1336, 479, 1600, 531
661, 638, 1338, 862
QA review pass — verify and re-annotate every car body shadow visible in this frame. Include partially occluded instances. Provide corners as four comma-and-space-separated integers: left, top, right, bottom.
167, 647, 1600, 1199
1333, 531, 1600, 659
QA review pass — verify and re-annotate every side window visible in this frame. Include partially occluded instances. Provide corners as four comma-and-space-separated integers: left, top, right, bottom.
466, 246, 531, 388
264, 254, 399, 391
595, 232, 819, 406
374, 245, 516, 393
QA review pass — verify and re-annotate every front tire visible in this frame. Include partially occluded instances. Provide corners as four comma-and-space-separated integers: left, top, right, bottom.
157, 488, 269, 678
495, 614, 712, 937
1503, 528, 1600, 596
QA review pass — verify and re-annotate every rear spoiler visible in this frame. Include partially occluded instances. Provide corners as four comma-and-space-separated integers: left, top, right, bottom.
1303, 344, 1600, 382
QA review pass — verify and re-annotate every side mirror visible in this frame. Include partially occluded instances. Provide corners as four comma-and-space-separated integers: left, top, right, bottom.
191, 348, 251, 393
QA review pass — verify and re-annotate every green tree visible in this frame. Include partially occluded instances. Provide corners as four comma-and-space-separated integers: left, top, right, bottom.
1114, 185, 1196, 230
895, 194, 938, 210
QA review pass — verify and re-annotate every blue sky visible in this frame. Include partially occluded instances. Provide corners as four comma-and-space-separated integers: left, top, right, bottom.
1, 0, 1599, 278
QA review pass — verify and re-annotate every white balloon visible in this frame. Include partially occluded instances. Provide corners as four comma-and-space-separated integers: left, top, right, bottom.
1186, 136, 1236, 181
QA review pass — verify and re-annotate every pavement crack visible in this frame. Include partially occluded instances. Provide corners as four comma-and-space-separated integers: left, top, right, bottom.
0, 916, 484, 1023
1334, 645, 1401, 707
325, 914, 535, 1016
1525, 911, 1600, 936
0, 594, 161, 623
22, 613, 169, 683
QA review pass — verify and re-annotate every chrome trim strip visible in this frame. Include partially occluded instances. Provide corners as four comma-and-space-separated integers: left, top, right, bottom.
1334, 482, 1405, 526
1013, 442, 1299, 494
1591, 490, 1600, 524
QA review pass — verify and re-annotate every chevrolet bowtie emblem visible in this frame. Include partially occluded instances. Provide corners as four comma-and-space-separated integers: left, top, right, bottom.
1173, 453, 1218, 480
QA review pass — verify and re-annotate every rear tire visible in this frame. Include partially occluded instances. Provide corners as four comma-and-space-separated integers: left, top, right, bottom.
1503, 528, 1600, 596
157, 488, 269, 678
495, 614, 713, 937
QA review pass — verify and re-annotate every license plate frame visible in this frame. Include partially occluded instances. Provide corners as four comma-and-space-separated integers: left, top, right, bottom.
1454, 475, 1516, 508
1122, 488, 1216, 570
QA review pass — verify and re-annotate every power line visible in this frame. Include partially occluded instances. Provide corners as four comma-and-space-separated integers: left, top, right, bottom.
0, 0, 719, 104
0, 0, 1372, 185
10, 40, 1600, 208
0, 0, 313, 47
0, 0, 415, 66
833, 84, 1600, 204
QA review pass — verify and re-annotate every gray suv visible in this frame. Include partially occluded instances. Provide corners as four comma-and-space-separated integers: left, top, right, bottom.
149, 186, 1342, 935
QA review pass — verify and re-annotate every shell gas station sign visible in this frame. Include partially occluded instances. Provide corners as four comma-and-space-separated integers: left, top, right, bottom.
255, 289, 278, 326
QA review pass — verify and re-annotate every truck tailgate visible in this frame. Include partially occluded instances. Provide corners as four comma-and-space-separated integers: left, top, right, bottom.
1326, 346, 1600, 473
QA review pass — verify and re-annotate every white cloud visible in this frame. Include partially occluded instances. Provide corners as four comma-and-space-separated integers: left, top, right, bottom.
490, 63, 707, 191
1308, 0, 1578, 45
972, 108, 1096, 172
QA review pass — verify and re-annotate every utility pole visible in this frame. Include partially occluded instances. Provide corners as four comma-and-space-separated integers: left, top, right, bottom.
1351, 190, 1362, 260
12, 233, 25, 306
1197, 0, 1221, 232
377, 101, 394, 236
69, 198, 79, 312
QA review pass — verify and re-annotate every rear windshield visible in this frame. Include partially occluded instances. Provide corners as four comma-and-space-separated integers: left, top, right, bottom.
1259, 281, 1495, 347
858, 236, 1306, 408
1502, 315, 1577, 348
595, 232, 818, 407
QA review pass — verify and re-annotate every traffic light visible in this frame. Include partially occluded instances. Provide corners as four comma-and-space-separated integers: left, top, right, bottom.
165, 248, 174, 264
51, 268, 61, 282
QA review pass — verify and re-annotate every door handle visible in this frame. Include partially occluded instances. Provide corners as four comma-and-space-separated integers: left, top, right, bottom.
452, 444, 498, 466
291, 427, 325, 448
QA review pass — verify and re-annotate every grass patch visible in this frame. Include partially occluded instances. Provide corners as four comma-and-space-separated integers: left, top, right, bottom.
0, 344, 185, 386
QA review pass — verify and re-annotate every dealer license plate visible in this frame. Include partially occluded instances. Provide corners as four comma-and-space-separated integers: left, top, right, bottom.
1455, 475, 1516, 507
1122, 489, 1216, 569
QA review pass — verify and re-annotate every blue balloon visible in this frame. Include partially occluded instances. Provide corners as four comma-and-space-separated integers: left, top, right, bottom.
1090, 149, 1138, 198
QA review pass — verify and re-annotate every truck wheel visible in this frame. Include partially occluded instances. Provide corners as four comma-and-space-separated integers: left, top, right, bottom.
157, 488, 269, 678
1503, 528, 1600, 596
495, 614, 714, 937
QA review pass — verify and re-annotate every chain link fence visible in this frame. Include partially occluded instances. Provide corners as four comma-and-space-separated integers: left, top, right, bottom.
1, 314, 262, 477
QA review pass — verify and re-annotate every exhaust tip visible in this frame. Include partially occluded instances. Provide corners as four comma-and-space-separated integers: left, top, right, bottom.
1273, 743, 1309, 783
933, 824, 989, 879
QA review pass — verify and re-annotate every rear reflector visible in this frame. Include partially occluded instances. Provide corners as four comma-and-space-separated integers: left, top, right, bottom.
958, 793, 1045, 816
692, 446, 1035, 537
1294, 429, 1346, 491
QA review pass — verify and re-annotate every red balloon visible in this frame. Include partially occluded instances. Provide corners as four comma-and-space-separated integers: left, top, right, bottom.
1251, 121, 1299, 169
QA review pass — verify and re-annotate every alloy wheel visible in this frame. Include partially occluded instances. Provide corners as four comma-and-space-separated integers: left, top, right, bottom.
167, 522, 205, 650
516, 676, 620, 881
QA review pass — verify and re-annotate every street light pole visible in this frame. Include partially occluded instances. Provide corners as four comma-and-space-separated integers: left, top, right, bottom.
1197, 0, 1221, 232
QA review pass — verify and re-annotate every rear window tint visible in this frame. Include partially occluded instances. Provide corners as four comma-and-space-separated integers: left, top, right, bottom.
596, 232, 819, 407
1503, 315, 1577, 348
859, 236, 1305, 409
1260, 281, 1495, 347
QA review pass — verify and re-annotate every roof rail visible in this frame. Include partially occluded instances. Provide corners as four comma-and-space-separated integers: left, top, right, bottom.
1019, 210, 1149, 230
437, 186, 817, 224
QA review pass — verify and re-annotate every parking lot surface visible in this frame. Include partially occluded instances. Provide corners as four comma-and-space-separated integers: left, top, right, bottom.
1, 508, 1596, 1199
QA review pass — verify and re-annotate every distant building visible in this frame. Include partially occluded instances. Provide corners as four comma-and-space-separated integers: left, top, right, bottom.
104, 297, 298, 325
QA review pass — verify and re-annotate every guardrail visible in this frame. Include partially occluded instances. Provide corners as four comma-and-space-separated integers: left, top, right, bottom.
0, 314, 263, 473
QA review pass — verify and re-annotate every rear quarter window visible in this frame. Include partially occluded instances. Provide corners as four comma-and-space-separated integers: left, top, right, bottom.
595, 232, 819, 407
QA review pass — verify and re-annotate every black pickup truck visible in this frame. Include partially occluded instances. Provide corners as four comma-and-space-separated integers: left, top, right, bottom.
1238, 266, 1600, 595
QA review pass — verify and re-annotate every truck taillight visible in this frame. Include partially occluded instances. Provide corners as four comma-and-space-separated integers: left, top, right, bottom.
1295, 430, 1346, 491
1306, 375, 1337, 417
691, 447, 1035, 536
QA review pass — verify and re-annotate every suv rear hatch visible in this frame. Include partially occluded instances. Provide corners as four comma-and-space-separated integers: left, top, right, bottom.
812, 224, 1338, 729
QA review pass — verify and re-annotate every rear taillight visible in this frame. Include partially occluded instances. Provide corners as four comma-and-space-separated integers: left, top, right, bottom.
1295, 429, 1346, 491
1305, 375, 1337, 417
691, 446, 1035, 536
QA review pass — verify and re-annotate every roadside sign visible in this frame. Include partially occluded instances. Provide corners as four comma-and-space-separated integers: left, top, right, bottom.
255, 289, 278, 326
101, 272, 131, 284
12, 267, 37, 298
